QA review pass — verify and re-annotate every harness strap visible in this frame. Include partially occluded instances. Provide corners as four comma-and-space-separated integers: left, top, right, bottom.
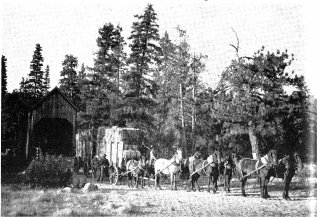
157, 158, 181, 174
202, 160, 209, 175
241, 164, 266, 179
190, 160, 211, 177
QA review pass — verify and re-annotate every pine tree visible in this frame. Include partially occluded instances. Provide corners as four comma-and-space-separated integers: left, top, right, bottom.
151, 31, 179, 154
213, 47, 310, 158
1, 55, 8, 99
26, 44, 45, 98
59, 54, 78, 100
154, 29, 207, 155
121, 4, 161, 131
79, 23, 126, 127
43, 65, 50, 94
125, 4, 161, 97
19, 77, 28, 94
78, 63, 86, 81
94, 23, 126, 93
77, 63, 87, 111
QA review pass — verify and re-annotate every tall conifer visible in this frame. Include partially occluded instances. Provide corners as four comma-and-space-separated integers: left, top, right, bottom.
27, 44, 45, 98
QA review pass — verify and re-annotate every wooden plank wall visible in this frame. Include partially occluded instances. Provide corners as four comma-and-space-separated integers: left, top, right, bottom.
32, 93, 75, 126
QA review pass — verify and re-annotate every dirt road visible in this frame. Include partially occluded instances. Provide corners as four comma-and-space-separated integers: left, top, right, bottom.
2, 178, 316, 217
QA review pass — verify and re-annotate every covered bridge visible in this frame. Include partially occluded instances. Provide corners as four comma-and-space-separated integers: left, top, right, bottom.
26, 87, 79, 159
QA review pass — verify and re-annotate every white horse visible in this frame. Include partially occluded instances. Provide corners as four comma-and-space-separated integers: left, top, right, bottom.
154, 148, 183, 190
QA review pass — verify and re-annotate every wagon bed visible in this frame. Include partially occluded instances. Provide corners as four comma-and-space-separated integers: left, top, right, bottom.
76, 126, 144, 185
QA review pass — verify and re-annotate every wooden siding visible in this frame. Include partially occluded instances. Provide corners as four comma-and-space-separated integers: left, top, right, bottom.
32, 93, 76, 126
26, 87, 78, 159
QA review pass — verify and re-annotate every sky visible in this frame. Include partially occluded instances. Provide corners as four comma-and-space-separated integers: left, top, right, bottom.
1, 0, 317, 97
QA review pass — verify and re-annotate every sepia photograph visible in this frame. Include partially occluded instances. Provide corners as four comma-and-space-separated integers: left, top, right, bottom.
1, 0, 316, 216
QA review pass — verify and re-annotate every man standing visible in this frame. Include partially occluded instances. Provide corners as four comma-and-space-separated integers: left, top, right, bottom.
100, 154, 110, 181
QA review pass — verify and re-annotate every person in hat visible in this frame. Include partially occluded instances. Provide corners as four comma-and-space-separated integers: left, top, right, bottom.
100, 153, 110, 181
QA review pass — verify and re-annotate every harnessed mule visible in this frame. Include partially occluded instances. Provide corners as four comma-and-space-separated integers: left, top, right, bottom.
273, 152, 303, 200
188, 150, 221, 193
237, 149, 278, 198
126, 156, 146, 188
219, 151, 236, 193
154, 148, 183, 190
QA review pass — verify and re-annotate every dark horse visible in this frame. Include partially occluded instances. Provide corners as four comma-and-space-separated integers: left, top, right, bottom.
188, 150, 221, 193
219, 150, 236, 193
273, 152, 303, 200
237, 149, 278, 198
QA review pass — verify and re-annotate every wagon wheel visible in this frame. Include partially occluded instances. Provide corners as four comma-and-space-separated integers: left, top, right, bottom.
128, 172, 137, 187
109, 165, 119, 185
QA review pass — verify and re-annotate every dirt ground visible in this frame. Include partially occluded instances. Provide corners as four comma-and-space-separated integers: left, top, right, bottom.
1, 176, 316, 217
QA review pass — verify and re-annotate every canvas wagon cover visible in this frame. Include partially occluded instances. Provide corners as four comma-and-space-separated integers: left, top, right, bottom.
96, 126, 143, 167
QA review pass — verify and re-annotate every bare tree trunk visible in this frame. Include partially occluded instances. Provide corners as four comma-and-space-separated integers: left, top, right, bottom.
191, 99, 195, 153
191, 55, 196, 154
248, 121, 260, 159
180, 83, 187, 155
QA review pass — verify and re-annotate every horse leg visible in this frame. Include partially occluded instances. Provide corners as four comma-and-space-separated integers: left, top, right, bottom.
187, 176, 193, 191
157, 174, 162, 190
136, 174, 139, 188
155, 173, 162, 190
224, 173, 229, 193
223, 168, 227, 192
259, 177, 264, 198
174, 174, 177, 190
170, 173, 175, 190
207, 175, 211, 193
241, 176, 247, 197
155, 172, 158, 190
264, 177, 270, 198
128, 173, 130, 188
196, 176, 201, 191
188, 176, 194, 191
227, 170, 232, 193
284, 177, 291, 200
283, 170, 294, 200
141, 173, 144, 188
212, 175, 217, 194
263, 177, 270, 199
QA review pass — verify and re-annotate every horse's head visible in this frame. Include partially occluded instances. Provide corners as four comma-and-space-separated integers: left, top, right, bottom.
293, 152, 304, 170
139, 156, 146, 167
268, 149, 278, 166
174, 148, 183, 164
214, 150, 221, 164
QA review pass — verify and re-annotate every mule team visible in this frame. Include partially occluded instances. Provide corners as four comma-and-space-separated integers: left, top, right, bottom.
92, 146, 303, 200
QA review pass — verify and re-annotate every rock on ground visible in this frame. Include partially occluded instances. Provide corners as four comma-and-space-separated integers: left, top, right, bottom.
82, 183, 98, 193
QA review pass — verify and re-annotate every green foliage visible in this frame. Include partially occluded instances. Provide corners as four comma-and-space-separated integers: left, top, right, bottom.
25, 154, 73, 187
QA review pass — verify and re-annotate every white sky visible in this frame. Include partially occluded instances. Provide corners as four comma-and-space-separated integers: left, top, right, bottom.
1, 0, 317, 97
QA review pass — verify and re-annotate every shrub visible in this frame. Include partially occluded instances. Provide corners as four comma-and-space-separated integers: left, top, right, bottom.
25, 154, 73, 188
